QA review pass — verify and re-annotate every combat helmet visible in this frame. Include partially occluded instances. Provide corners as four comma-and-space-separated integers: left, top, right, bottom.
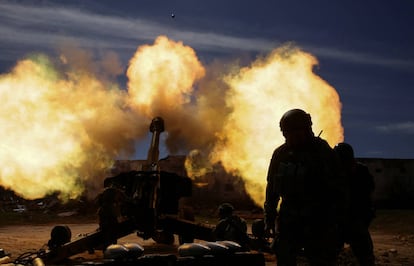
334, 142, 355, 161
218, 203, 234, 219
279, 109, 312, 132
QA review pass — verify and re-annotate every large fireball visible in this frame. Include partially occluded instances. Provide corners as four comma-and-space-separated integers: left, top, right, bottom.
210, 46, 343, 206
0, 37, 343, 207
0, 54, 145, 200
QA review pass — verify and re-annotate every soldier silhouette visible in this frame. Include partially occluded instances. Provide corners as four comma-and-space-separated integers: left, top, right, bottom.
264, 109, 347, 266
334, 142, 376, 265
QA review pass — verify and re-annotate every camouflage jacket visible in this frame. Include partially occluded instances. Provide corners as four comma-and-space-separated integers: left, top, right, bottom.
264, 137, 348, 225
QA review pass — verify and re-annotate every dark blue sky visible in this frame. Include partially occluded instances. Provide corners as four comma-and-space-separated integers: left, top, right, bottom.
1, 0, 413, 159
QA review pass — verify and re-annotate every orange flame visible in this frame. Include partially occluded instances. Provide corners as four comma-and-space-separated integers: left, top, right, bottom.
126, 36, 213, 154
126, 39, 343, 207
0, 54, 145, 200
0, 36, 343, 207
210, 46, 343, 206
127, 36, 205, 118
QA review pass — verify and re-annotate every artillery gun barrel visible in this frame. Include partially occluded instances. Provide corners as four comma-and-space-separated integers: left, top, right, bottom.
146, 117, 164, 171
40, 116, 223, 264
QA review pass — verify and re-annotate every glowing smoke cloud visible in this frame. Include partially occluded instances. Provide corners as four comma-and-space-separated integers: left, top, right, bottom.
0, 53, 146, 200
0, 36, 343, 207
126, 36, 215, 154
211, 46, 343, 206
127, 39, 343, 206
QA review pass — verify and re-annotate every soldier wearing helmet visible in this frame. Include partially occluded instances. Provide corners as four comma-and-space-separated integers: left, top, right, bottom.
279, 109, 313, 148
213, 203, 249, 249
334, 142, 376, 265
264, 109, 347, 265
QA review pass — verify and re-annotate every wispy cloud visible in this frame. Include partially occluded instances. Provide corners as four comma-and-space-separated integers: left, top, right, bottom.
0, 2, 276, 52
376, 122, 414, 135
0, 2, 413, 70
305, 45, 414, 71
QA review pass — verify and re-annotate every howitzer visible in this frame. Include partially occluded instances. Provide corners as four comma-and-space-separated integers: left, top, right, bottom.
41, 117, 215, 264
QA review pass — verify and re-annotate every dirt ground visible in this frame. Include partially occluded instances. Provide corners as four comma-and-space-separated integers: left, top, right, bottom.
0, 210, 413, 265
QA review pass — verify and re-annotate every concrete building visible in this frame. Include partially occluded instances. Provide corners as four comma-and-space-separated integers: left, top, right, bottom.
359, 158, 414, 208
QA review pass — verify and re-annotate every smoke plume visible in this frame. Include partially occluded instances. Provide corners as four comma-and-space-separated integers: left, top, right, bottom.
0, 36, 343, 206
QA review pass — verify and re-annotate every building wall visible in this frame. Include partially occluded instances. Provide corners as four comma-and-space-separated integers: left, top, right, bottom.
358, 158, 414, 208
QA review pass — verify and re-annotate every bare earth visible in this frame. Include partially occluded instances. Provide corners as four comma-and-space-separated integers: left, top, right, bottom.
0, 210, 413, 266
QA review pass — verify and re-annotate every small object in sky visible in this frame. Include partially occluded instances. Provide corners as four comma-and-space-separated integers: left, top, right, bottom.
171, 13, 175, 18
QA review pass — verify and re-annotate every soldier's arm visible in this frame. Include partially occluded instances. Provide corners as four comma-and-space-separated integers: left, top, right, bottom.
264, 149, 281, 230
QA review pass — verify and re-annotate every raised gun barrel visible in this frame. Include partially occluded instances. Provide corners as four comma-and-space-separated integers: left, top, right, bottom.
145, 117, 165, 171
41, 117, 216, 264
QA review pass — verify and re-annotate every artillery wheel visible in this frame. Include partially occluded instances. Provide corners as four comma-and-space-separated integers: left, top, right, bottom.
48, 225, 72, 249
